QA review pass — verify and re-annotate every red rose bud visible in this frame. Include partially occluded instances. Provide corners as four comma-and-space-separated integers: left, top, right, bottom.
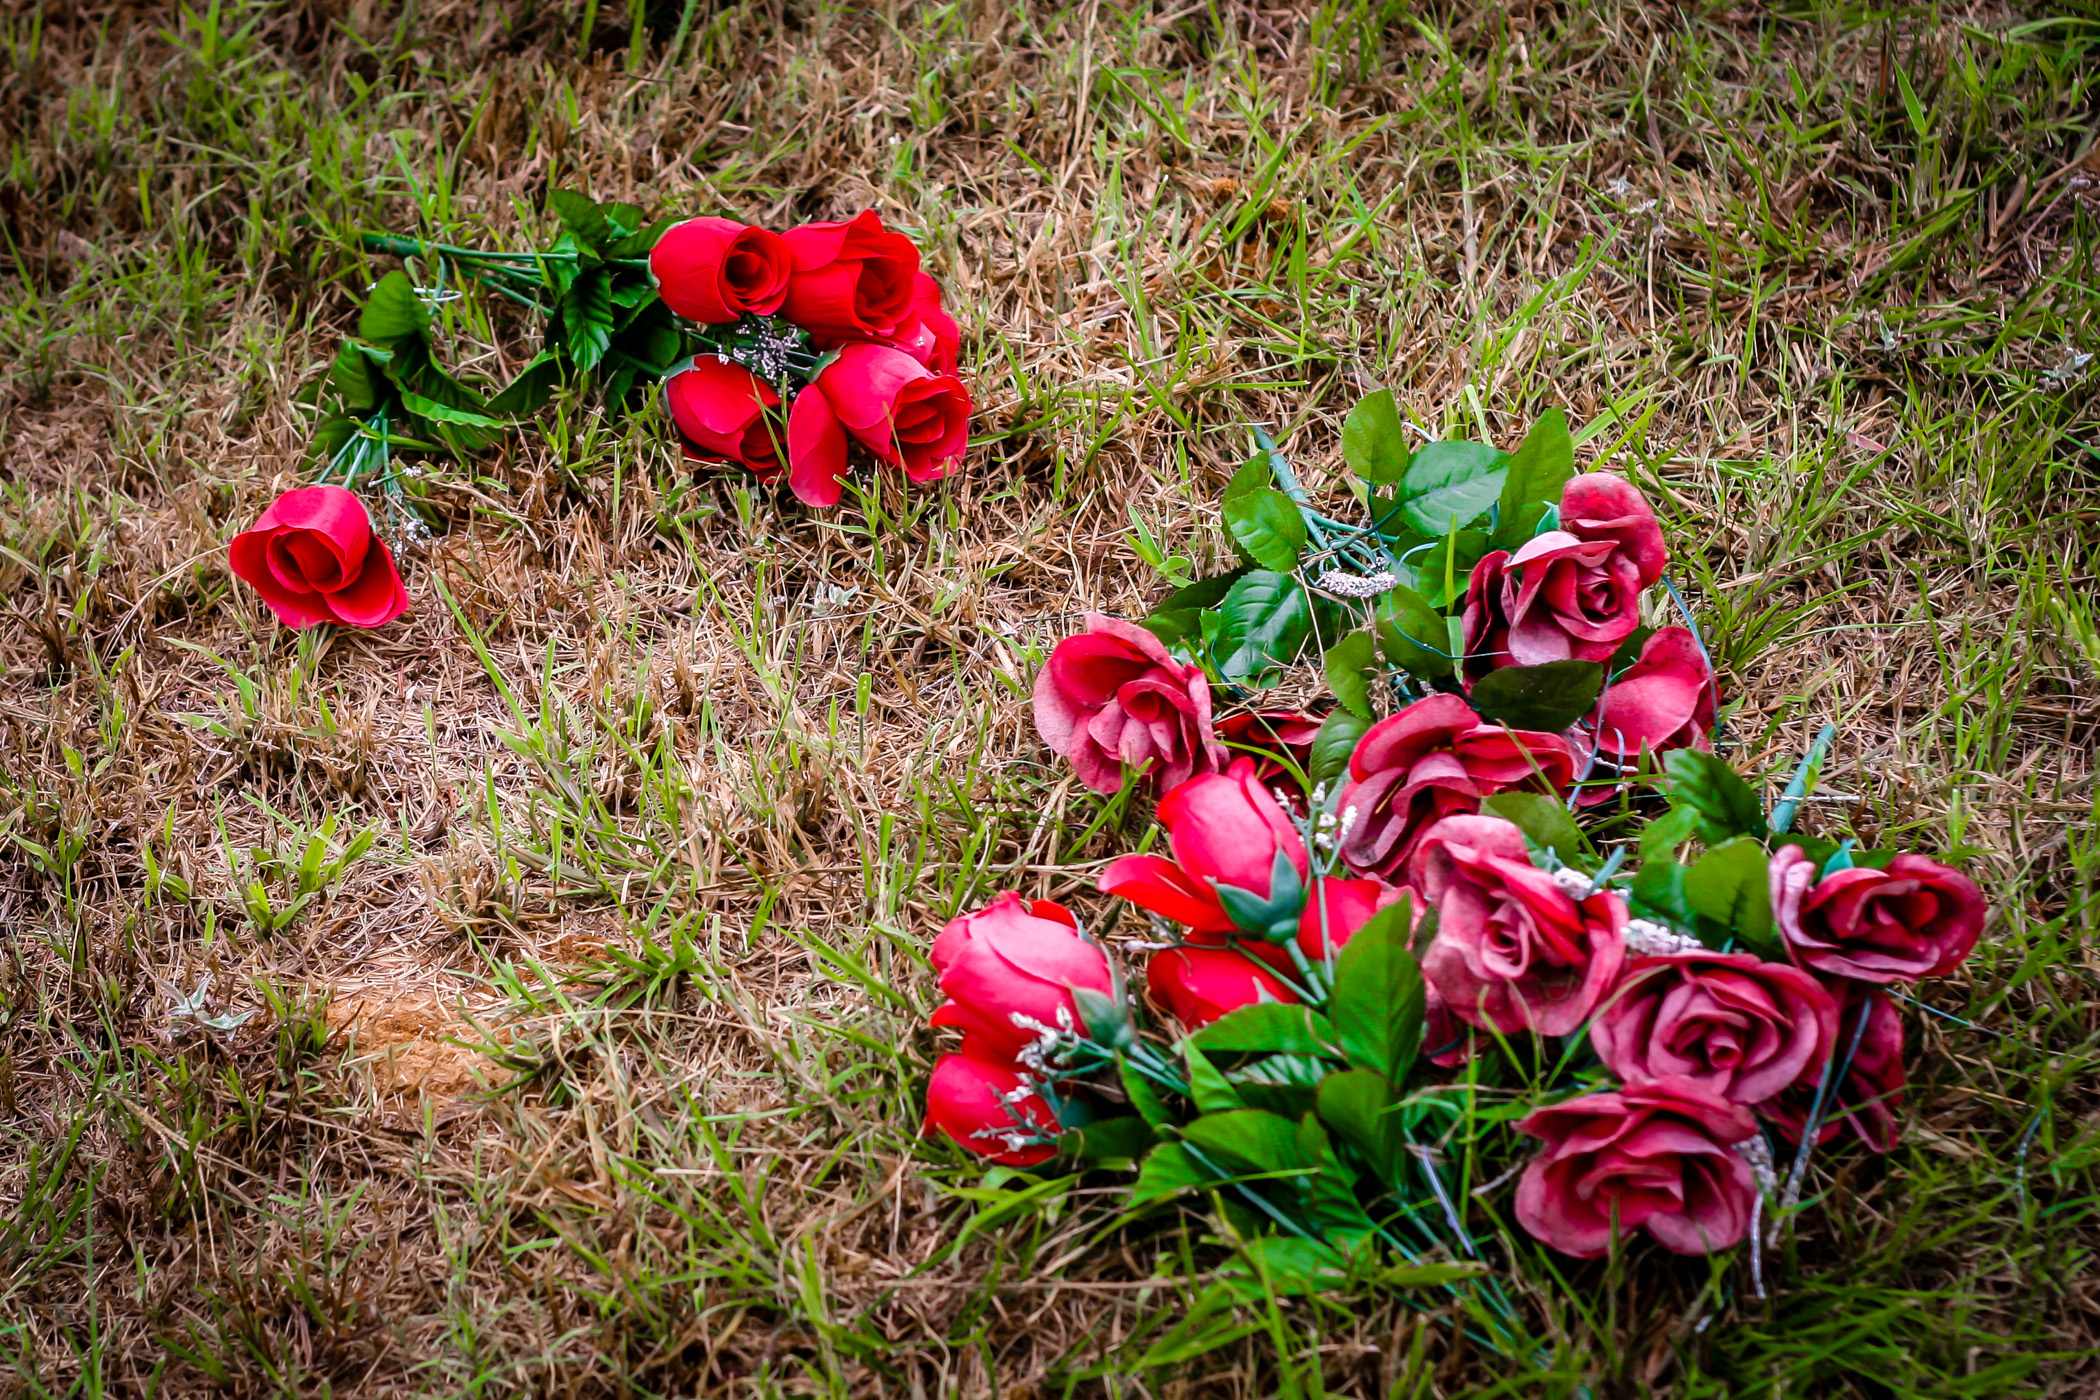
1760, 982, 1904, 1153
1216, 709, 1324, 798
814, 343, 969, 485
663, 357, 784, 476
228, 485, 409, 631
650, 218, 792, 324
780, 209, 922, 340
1590, 626, 1717, 761
1515, 1076, 1760, 1257
1411, 814, 1626, 1036
923, 1050, 1061, 1166
1034, 614, 1223, 795
1463, 472, 1666, 672
1592, 951, 1839, 1105
928, 893, 1112, 1063
1145, 946, 1299, 1028
888, 273, 961, 375
1099, 759, 1308, 936
1336, 692, 1576, 879
1770, 845, 1985, 983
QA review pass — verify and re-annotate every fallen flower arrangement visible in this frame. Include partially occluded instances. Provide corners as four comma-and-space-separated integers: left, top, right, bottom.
922, 392, 1985, 1307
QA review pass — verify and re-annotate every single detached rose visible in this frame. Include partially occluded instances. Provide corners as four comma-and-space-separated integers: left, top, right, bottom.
811, 342, 969, 490
1592, 951, 1839, 1105
1770, 845, 1985, 983
1145, 946, 1299, 1027
650, 218, 792, 324
780, 209, 922, 340
1761, 982, 1905, 1152
1034, 615, 1223, 795
924, 1050, 1060, 1166
1591, 627, 1717, 761
1216, 709, 1324, 798
228, 485, 410, 631
1411, 814, 1625, 1036
1515, 1076, 1760, 1257
1099, 759, 1307, 935
889, 273, 961, 375
928, 893, 1112, 1062
1464, 472, 1668, 672
1337, 692, 1577, 879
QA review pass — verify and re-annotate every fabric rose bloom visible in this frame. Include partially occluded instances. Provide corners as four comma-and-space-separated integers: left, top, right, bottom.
1034, 616, 1223, 795
1591, 627, 1717, 761
928, 893, 1112, 1062
889, 273, 961, 375
650, 218, 792, 324
1464, 473, 1667, 672
1515, 1076, 1760, 1257
1411, 815, 1625, 1036
780, 210, 922, 341
924, 1049, 1061, 1166
1099, 759, 1306, 935
662, 358, 848, 507
795, 343, 969, 506
1592, 952, 1838, 1105
1145, 946, 1298, 1027
1761, 984, 1905, 1153
228, 485, 410, 631
1770, 845, 1986, 983
1337, 693, 1577, 879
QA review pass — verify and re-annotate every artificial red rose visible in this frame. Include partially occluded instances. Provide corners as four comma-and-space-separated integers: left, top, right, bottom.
1216, 709, 1324, 798
1463, 472, 1667, 672
1761, 982, 1905, 1153
1099, 759, 1307, 936
928, 893, 1111, 1062
1592, 952, 1839, 1105
924, 1049, 1060, 1166
814, 342, 970, 486
1336, 692, 1577, 879
650, 218, 792, 324
889, 273, 961, 375
664, 357, 784, 472
1591, 627, 1717, 761
1770, 845, 1986, 983
1514, 1076, 1760, 1257
1188, 875, 1406, 979
780, 209, 921, 340
1411, 814, 1626, 1036
1145, 946, 1299, 1027
1034, 615, 1223, 795
228, 485, 409, 631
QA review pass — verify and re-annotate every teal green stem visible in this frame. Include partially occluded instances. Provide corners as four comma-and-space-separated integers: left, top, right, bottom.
1769, 722, 1837, 835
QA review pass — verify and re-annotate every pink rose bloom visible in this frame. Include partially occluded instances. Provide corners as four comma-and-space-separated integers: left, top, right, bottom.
1410, 814, 1625, 1036
928, 893, 1111, 1062
1098, 759, 1305, 935
1760, 982, 1905, 1153
1592, 952, 1839, 1105
1515, 1076, 1760, 1257
1034, 615, 1224, 795
1591, 627, 1718, 761
1336, 693, 1578, 879
1145, 946, 1298, 1027
1464, 473, 1667, 672
1770, 846, 1986, 983
924, 1050, 1060, 1166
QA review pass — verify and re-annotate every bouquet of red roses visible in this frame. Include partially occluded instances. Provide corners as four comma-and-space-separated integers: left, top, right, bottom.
919, 391, 1984, 1299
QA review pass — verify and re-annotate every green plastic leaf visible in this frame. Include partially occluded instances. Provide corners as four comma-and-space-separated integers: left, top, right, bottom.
1469, 659, 1605, 732
486, 351, 564, 418
1218, 1237, 1355, 1299
1183, 1041, 1243, 1114
1212, 570, 1315, 685
1130, 1143, 1211, 1204
1373, 583, 1454, 678
1324, 630, 1379, 721
1330, 899, 1424, 1083
1142, 568, 1248, 649
1226, 1054, 1331, 1120
548, 189, 613, 252
608, 215, 680, 259
1193, 1003, 1342, 1057
1223, 487, 1308, 572
562, 269, 615, 373
1314, 1068, 1406, 1187
1629, 859, 1695, 927
1309, 709, 1371, 791
1342, 388, 1411, 484
329, 342, 388, 412
399, 391, 502, 429
1119, 1054, 1176, 1128
1394, 441, 1508, 535
1491, 409, 1575, 549
1638, 804, 1701, 862
1295, 1114, 1378, 1246
1066, 1116, 1157, 1164
1663, 749, 1770, 843
358, 271, 428, 347
1181, 1109, 1305, 1176
1223, 451, 1275, 505
1683, 836, 1779, 953
1480, 791, 1596, 867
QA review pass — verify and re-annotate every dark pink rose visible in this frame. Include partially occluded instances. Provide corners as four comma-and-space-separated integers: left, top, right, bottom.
1217, 709, 1325, 800
228, 486, 409, 630
780, 209, 921, 340
1515, 1076, 1760, 1257
1592, 952, 1839, 1104
1034, 615, 1223, 795
1771, 845, 1986, 983
650, 218, 791, 324
924, 1050, 1060, 1166
1145, 946, 1299, 1027
1099, 759, 1305, 935
887, 273, 961, 375
1591, 627, 1717, 761
1411, 814, 1626, 1036
1337, 692, 1578, 880
928, 893, 1111, 1062
1761, 982, 1905, 1153
1464, 472, 1667, 672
